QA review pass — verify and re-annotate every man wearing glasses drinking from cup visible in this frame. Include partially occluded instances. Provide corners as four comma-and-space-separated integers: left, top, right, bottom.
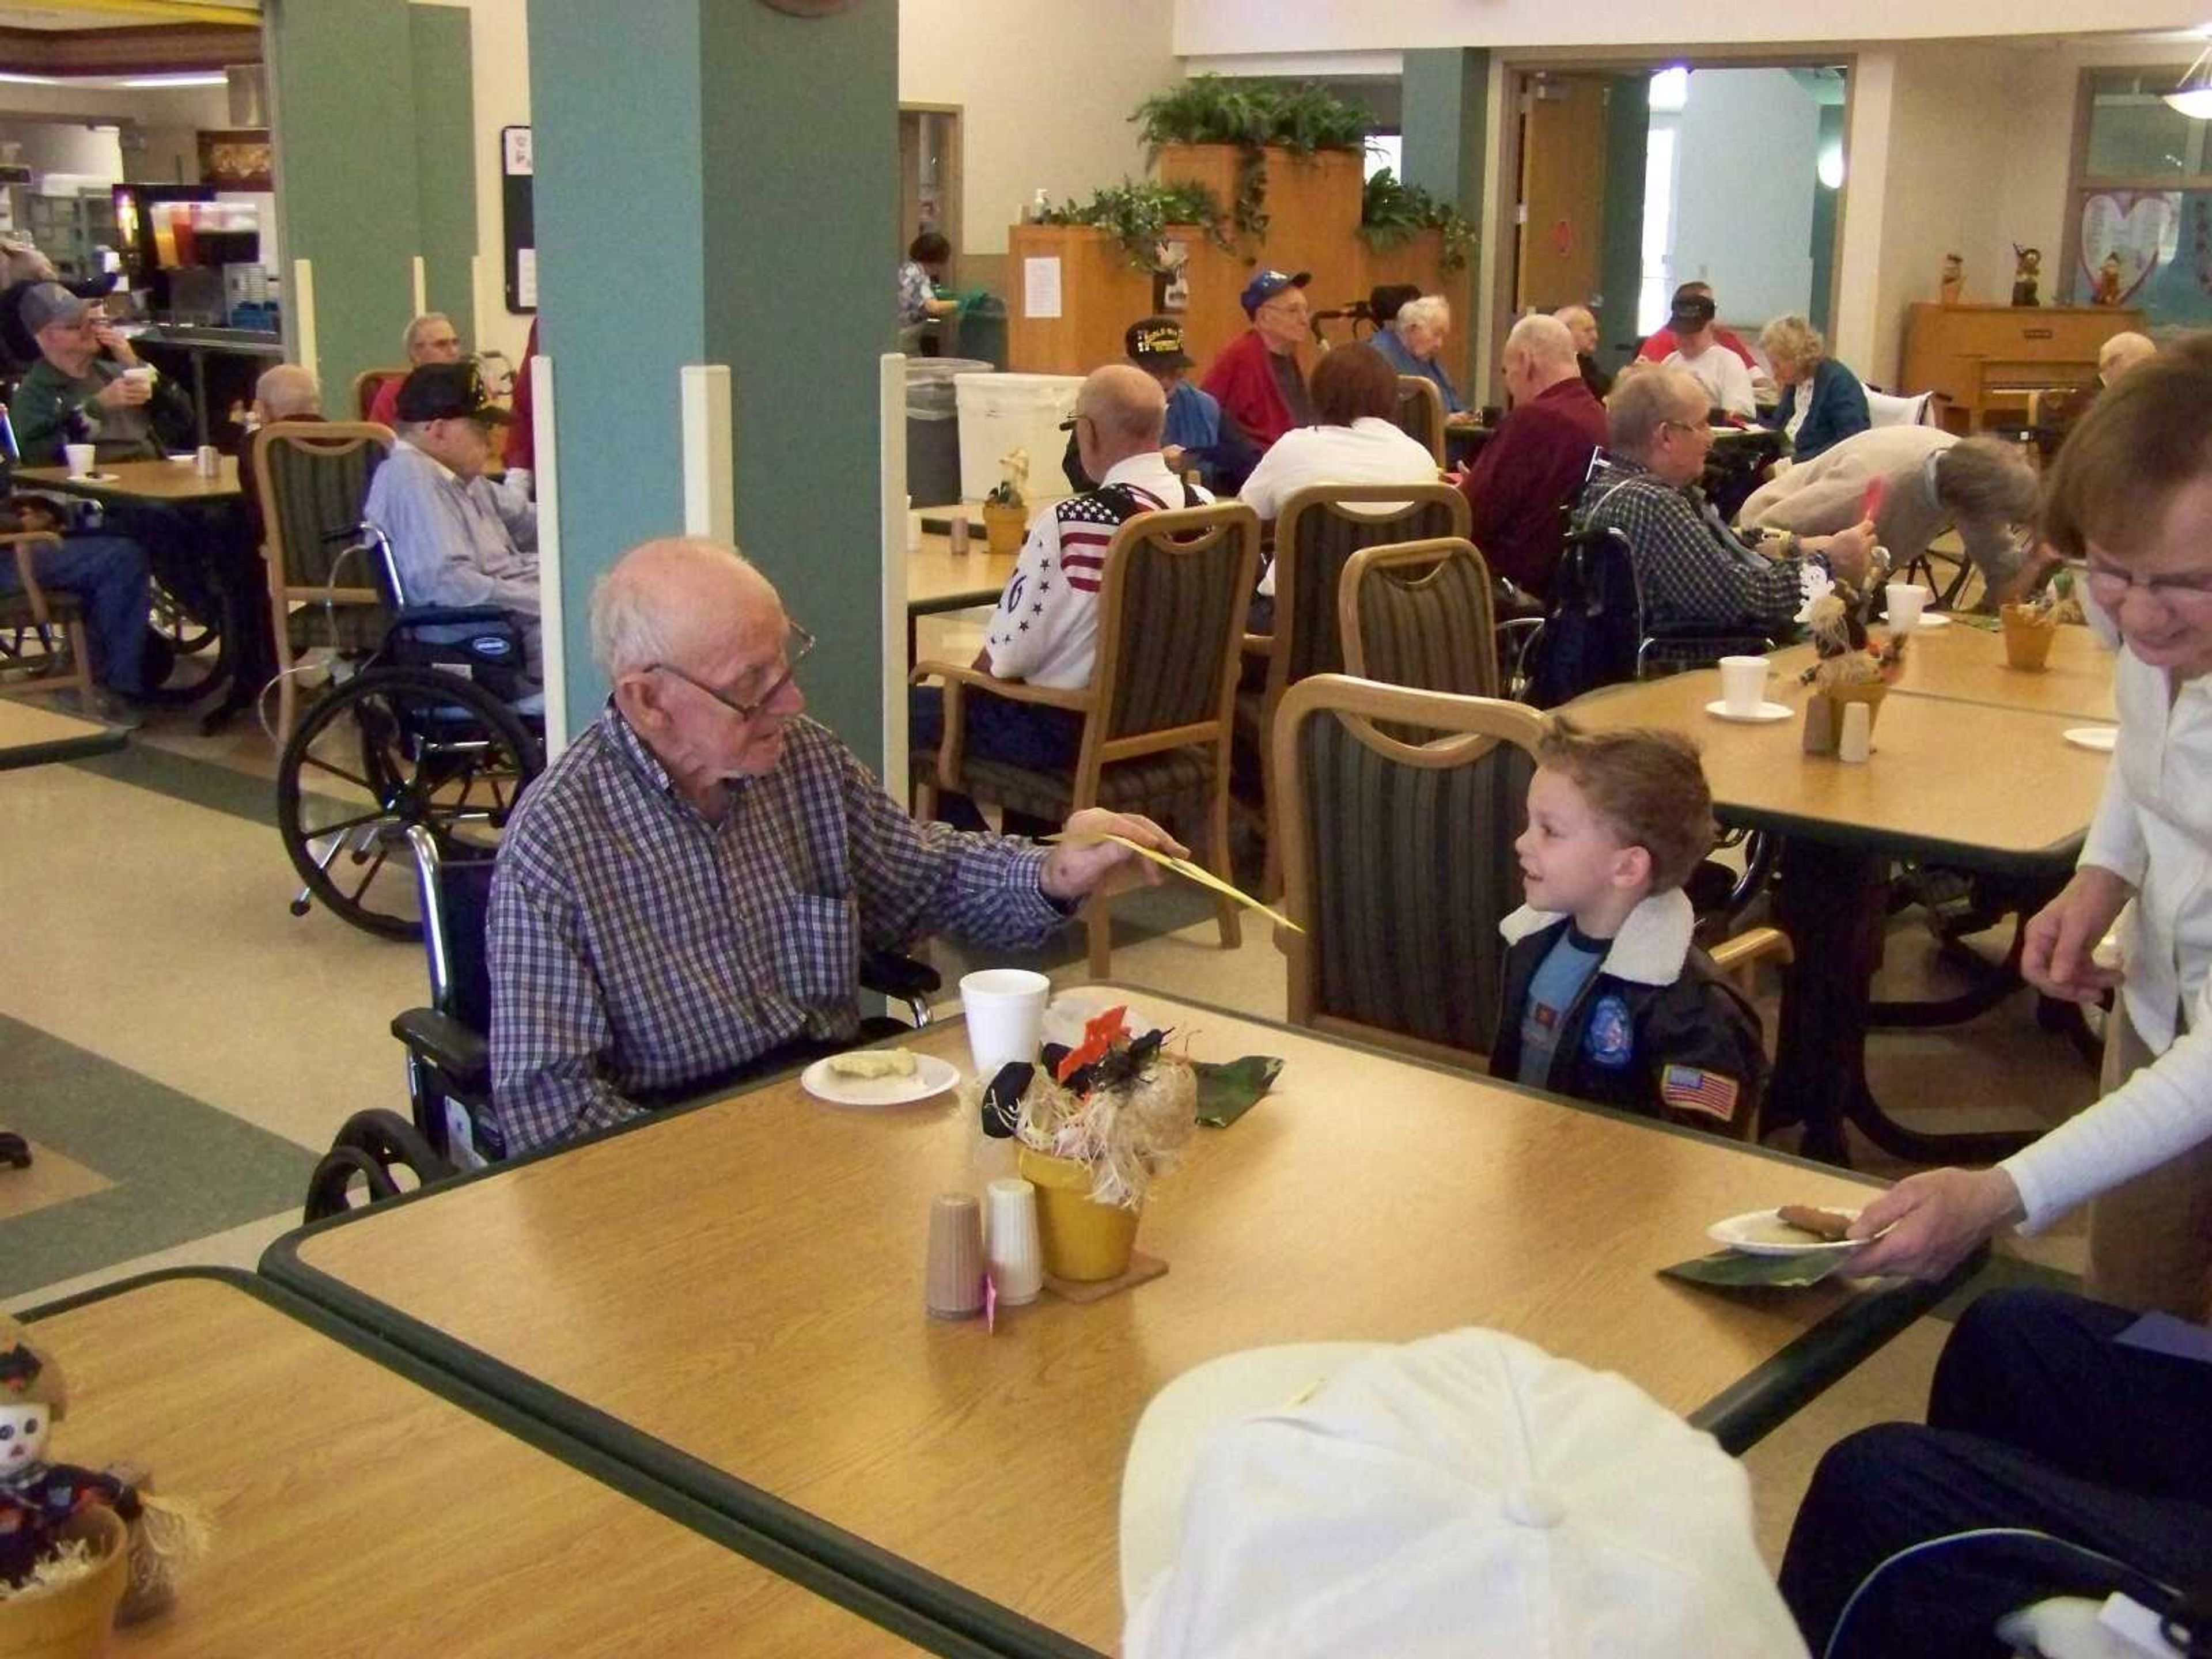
486, 536, 1178, 1156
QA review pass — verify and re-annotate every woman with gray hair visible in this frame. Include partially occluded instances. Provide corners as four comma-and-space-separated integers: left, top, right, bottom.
1369, 291, 1464, 414
1758, 314, 1868, 463
1739, 426, 2043, 605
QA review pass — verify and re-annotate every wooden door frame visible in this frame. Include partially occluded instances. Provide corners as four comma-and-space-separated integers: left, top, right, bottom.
1485, 52, 1855, 411
899, 101, 964, 278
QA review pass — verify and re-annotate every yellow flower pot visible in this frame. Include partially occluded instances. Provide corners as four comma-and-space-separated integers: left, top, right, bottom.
2000, 604, 2056, 671
982, 499, 1027, 557
0, 1507, 129, 1659
1017, 1147, 1140, 1283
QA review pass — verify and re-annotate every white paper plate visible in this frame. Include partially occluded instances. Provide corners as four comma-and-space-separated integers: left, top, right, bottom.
1913, 612, 1952, 629
1705, 699, 1793, 724
2063, 726, 2118, 753
1707, 1207, 1866, 1256
800, 1051, 959, 1107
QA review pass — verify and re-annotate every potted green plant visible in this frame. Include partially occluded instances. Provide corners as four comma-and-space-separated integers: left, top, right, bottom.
1132, 75, 1372, 244
982, 451, 1031, 556
1035, 180, 1230, 271
1357, 168, 1476, 274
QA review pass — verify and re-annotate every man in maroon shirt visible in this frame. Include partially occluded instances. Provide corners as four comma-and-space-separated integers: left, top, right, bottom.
1452, 314, 1607, 600
1199, 268, 1316, 454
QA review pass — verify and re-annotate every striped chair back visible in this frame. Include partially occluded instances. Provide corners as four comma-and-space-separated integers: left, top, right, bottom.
255, 420, 395, 739
1272, 675, 1543, 1066
1339, 536, 1501, 700
1269, 483, 1468, 698
1089, 501, 1262, 754
1392, 374, 1447, 464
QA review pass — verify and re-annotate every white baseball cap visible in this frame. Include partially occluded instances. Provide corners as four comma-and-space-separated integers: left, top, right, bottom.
1119, 1328, 1810, 1659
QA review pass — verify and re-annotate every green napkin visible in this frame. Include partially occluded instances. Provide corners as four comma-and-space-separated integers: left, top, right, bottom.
1953, 612, 2002, 632
1192, 1056, 1283, 1128
1659, 1248, 1857, 1290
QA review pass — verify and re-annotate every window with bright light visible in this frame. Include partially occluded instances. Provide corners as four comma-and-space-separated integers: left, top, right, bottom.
1364, 135, 1403, 182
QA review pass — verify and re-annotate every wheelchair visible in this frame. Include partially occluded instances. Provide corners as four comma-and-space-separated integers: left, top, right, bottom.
275, 524, 544, 941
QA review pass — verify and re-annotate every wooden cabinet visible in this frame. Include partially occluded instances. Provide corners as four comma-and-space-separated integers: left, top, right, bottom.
1900, 304, 2142, 434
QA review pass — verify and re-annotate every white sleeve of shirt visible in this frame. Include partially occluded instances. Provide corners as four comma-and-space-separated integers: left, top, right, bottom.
2002, 976, 2212, 1230
1238, 434, 1296, 528
982, 508, 1071, 681
1717, 351, 1758, 419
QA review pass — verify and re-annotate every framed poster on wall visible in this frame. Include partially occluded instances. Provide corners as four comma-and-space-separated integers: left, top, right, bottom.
502, 124, 535, 315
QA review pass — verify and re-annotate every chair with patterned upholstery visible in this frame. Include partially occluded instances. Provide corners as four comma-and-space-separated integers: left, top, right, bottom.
911, 501, 1261, 977
1244, 482, 1471, 893
1392, 374, 1447, 464
1339, 536, 1501, 700
0, 532, 93, 700
1271, 674, 1543, 1066
352, 368, 406, 423
255, 420, 395, 742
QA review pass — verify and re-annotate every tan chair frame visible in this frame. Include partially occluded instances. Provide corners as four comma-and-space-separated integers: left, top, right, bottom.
1271, 673, 1544, 1069
255, 420, 396, 743
352, 368, 407, 423
0, 532, 92, 699
1393, 374, 1448, 465
1248, 482, 1469, 895
912, 501, 1262, 978
1338, 536, 1501, 695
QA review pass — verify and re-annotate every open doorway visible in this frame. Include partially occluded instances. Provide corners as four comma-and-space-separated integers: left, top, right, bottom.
1502, 60, 1849, 388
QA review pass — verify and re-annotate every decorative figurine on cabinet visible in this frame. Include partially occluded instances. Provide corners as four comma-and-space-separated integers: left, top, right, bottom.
1940, 252, 1964, 305
2010, 244, 2042, 308
2092, 252, 2124, 306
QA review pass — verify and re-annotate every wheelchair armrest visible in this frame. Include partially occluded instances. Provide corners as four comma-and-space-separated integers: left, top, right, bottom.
391, 1007, 490, 1090
861, 949, 941, 1027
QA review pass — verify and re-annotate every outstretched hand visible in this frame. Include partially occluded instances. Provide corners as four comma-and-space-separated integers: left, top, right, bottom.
1039, 808, 1189, 903
1845, 1166, 2023, 1280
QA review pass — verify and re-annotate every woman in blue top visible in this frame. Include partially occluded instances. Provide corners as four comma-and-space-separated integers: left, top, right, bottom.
1760, 315, 1869, 463
1366, 290, 1465, 414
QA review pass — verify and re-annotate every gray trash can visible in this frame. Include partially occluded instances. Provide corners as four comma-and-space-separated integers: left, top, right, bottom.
906, 357, 990, 507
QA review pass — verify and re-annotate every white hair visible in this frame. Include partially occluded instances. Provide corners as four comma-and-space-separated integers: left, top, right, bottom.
403, 312, 453, 356
255, 363, 321, 421
1505, 312, 1577, 370
1396, 294, 1450, 333
590, 537, 763, 678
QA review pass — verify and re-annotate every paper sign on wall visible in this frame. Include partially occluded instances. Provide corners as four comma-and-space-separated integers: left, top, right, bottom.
1024, 256, 1062, 319
516, 248, 538, 309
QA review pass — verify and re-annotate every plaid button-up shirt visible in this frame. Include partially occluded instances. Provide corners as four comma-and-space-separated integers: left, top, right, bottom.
1577, 453, 1808, 635
487, 702, 1065, 1154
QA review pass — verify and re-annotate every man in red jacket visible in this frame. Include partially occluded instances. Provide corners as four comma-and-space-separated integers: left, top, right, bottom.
1199, 268, 1316, 454
1452, 314, 1607, 600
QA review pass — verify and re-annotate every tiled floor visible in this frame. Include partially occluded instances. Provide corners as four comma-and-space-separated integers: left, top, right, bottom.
1, 649, 2099, 1572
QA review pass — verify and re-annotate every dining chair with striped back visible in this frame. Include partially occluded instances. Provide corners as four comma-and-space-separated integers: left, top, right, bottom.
255, 421, 396, 742
1339, 536, 1502, 702
1271, 674, 1543, 1068
1245, 482, 1470, 893
352, 368, 405, 423
912, 501, 1262, 977
1392, 374, 1448, 465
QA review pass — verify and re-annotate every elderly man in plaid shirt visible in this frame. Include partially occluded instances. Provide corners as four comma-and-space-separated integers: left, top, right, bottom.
1577, 366, 1877, 636
486, 537, 1181, 1155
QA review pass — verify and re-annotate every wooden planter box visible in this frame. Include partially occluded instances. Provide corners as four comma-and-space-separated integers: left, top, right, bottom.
1005, 224, 1157, 376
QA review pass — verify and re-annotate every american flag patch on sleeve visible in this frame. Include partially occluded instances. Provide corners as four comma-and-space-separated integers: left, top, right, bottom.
1660, 1065, 1740, 1122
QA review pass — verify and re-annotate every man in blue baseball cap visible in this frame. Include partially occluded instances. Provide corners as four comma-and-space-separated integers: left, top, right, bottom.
1200, 268, 1315, 455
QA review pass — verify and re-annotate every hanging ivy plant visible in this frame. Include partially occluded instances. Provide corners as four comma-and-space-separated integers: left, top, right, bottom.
1036, 180, 1232, 272
1358, 168, 1476, 274
1131, 76, 1373, 244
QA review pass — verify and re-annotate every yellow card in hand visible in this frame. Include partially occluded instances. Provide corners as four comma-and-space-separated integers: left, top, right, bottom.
1051, 832, 1304, 934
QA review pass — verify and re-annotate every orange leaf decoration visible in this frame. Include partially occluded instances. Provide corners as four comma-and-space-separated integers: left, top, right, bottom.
1055, 1004, 1131, 1084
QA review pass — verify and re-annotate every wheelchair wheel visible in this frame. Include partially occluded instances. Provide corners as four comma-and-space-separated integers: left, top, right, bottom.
150, 575, 218, 655
276, 665, 541, 940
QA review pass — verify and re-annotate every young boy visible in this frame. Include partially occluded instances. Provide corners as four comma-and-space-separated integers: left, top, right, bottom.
1489, 718, 1767, 1135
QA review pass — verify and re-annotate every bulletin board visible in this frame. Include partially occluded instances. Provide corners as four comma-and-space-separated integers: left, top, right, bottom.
501, 124, 536, 314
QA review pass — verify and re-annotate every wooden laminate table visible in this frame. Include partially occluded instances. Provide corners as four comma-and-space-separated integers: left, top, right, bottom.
18, 455, 242, 503
24, 1271, 926, 1656
264, 994, 1965, 1658
20, 456, 264, 733
1571, 666, 2111, 1164
1759, 622, 2116, 724
0, 698, 125, 771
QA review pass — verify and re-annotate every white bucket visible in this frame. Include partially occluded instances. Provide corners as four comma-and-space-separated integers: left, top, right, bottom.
956, 372, 1082, 505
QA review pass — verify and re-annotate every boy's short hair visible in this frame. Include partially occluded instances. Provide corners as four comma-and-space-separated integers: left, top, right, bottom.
1536, 718, 1716, 893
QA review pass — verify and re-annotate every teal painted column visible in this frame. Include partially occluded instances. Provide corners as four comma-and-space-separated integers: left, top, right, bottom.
1598, 74, 1650, 366
269, 0, 423, 396
408, 5, 478, 340
531, 0, 896, 757
1401, 48, 1488, 392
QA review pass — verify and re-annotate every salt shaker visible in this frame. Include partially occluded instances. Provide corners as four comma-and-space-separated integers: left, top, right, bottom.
948, 512, 970, 556
925, 1192, 986, 1320
984, 1178, 1044, 1306
1838, 699, 1872, 764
